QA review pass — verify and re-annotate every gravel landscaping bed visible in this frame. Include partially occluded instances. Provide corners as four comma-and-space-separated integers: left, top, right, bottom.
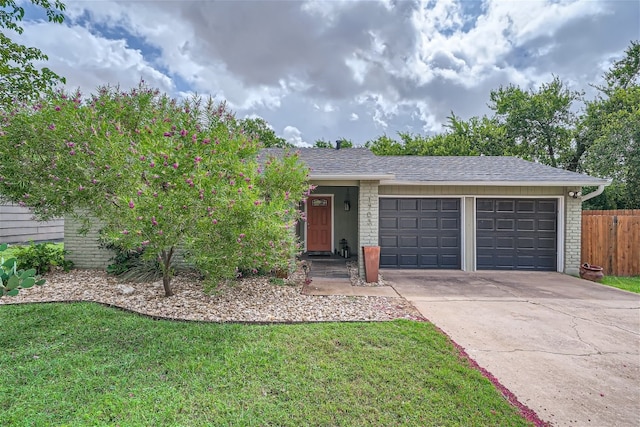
0, 268, 423, 322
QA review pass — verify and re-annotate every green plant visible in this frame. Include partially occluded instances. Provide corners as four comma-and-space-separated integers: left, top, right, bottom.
13, 242, 73, 274
0, 243, 45, 297
268, 277, 286, 286
100, 236, 143, 275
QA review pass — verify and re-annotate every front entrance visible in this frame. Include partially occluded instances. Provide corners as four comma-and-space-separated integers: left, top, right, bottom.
307, 196, 332, 253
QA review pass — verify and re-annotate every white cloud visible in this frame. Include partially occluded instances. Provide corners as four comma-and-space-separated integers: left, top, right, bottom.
350, 113, 359, 121
282, 126, 311, 147
18, 22, 173, 94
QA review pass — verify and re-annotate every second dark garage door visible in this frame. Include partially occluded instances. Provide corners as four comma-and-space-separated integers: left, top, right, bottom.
476, 198, 557, 271
379, 198, 461, 269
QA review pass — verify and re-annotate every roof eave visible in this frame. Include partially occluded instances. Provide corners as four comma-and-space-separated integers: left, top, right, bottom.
310, 173, 396, 181
378, 179, 612, 187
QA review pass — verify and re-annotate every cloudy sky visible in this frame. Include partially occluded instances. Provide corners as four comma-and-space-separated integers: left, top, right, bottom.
14, 0, 640, 146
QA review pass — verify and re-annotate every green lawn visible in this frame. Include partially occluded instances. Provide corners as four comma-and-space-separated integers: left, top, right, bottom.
0, 303, 532, 426
600, 276, 640, 293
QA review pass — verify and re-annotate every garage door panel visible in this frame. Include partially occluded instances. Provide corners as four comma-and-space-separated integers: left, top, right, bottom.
440, 255, 460, 268
379, 198, 398, 211
477, 198, 557, 271
537, 256, 556, 269
399, 254, 418, 267
380, 254, 398, 266
400, 217, 418, 229
477, 236, 494, 248
421, 218, 438, 229
538, 201, 556, 213
517, 237, 535, 249
380, 235, 398, 248
538, 237, 556, 249
399, 235, 418, 247
441, 236, 459, 248
477, 218, 495, 231
497, 200, 516, 212
380, 198, 460, 269
441, 218, 459, 230
418, 254, 438, 266
420, 199, 438, 211
517, 219, 535, 231
477, 199, 494, 212
516, 200, 535, 213
496, 219, 515, 231
380, 217, 398, 230
441, 199, 459, 211
496, 237, 515, 249
538, 219, 556, 231
421, 236, 438, 248
516, 256, 535, 268
400, 199, 418, 211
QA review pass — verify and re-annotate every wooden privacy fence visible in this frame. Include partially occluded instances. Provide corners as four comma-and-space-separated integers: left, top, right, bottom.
581, 210, 640, 276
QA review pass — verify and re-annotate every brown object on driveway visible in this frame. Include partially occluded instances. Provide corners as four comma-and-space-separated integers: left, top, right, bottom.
579, 262, 604, 282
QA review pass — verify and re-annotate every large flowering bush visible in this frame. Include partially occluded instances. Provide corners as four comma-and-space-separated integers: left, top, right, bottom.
0, 84, 311, 296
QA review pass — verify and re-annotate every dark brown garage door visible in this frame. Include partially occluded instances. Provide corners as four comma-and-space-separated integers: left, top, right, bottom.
379, 198, 461, 269
476, 198, 557, 271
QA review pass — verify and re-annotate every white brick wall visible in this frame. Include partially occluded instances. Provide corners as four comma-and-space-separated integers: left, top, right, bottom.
564, 188, 582, 275
65, 213, 191, 271
64, 215, 112, 269
358, 181, 380, 277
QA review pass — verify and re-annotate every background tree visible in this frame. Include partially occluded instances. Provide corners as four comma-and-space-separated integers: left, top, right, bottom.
0, 84, 311, 296
313, 138, 353, 148
488, 76, 583, 169
0, 0, 66, 107
239, 117, 291, 148
581, 41, 640, 208
365, 116, 503, 157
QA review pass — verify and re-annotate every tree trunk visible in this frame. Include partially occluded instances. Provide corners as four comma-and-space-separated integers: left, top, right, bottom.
160, 247, 174, 297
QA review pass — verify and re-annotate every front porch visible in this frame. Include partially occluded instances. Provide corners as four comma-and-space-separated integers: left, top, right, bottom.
298, 182, 380, 278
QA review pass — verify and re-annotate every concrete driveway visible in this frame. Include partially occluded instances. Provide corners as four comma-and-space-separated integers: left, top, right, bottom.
383, 270, 640, 427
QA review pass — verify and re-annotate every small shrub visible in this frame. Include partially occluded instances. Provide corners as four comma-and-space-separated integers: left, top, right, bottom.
0, 243, 46, 297
13, 242, 73, 274
100, 236, 163, 281
268, 277, 286, 286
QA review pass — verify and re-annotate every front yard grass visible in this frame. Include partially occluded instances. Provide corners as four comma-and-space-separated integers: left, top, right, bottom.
0, 303, 532, 426
600, 276, 640, 293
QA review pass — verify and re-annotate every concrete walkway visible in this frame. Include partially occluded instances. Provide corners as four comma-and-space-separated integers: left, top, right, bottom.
383, 270, 640, 427
302, 277, 399, 297
301, 257, 399, 297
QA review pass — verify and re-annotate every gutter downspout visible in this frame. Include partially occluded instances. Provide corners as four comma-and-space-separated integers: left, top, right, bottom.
581, 184, 608, 202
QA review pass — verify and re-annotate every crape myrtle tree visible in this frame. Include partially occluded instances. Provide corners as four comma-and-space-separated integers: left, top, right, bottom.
0, 84, 312, 296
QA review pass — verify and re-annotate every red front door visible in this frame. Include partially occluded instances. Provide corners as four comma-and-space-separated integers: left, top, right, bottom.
307, 196, 332, 252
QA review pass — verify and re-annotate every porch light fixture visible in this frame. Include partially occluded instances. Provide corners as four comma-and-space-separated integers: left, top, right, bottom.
568, 191, 582, 199
344, 188, 351, 211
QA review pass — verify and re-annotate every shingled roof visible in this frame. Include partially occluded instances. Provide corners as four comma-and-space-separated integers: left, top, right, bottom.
262, 148, 609, 186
